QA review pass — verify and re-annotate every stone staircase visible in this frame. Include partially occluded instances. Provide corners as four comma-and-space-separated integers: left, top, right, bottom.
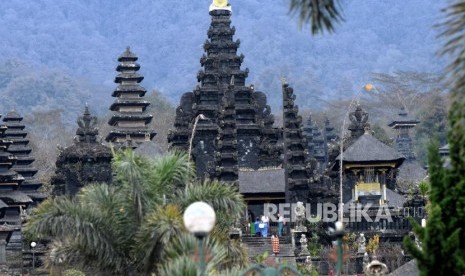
242, 236, 296, 266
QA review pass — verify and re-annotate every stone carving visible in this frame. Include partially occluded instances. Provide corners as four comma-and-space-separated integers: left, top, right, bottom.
299, 234, 310, 256
348, 104, 370, 141
358, 233, 366, 254
294, 202, 307, 232
364, 256, 389, 276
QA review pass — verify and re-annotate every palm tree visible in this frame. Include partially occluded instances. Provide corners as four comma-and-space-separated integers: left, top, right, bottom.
289, 0, 343, 34
24, 150, 248, 275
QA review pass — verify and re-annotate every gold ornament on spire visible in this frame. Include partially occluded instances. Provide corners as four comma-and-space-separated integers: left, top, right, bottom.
213, 0, 228, 7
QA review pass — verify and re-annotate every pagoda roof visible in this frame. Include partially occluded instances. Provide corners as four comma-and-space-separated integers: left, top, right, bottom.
118, 47, 138, 62
116, 62, 141, 72
21, 190, 47, 200
3, 123, 25, 130
0, 199, 7, 209
0, 190, 32, 204
2, 111, 22, 122
388, 109, 420, 127
108, 113, 153, 125
19, 179, 42, 188
238, 168, 285, 194
112, 84, 147, 97
336, 133, 405, 165
106, 129, 156, 141
110, 100, 150, 111
115, 72, 144, 83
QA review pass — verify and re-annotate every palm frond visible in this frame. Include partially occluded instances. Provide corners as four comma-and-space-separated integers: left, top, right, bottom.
289, 0, 343, 34
147, 150, 195, 201
176, 179, 246, 219
439, 1, 465, 96
24, 187, 131, 272
161, 233, 228, 275
133, 204, 184, 273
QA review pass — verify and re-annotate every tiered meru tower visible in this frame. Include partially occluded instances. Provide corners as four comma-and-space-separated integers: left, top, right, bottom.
106, 47, 156, 147
282, 83, 313, 203
388, 108, 420, 161
2, 111, 44, 207
168, 1, 281, 177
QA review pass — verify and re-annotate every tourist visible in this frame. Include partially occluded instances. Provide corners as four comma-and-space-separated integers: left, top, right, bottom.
261, 215, 269, 237
254, 218, 261, 237
271, 235, 280, 256
278, 213, 285, 237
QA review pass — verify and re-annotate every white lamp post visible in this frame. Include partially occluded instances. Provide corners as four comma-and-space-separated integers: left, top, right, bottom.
183, 201, 216, 276
30, 241, 37, 274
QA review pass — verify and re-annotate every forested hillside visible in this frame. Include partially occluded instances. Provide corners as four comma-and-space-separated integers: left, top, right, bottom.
0, 0, 444, 117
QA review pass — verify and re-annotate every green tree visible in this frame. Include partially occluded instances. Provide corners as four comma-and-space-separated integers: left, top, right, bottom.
404, 3, 465, 273
24, 150, 248, 275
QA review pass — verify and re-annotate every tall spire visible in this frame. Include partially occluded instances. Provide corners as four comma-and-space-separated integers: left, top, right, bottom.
2, 111, 43, 206
388, 108, 420, 161
106, 47, 156, 147
282, 83, 312, 203
169, 3, 279, 177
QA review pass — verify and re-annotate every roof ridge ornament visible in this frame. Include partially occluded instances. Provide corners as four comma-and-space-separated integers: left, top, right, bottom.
210, 0, 232, 12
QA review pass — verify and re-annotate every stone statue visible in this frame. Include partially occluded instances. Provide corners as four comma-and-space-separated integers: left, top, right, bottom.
299, 234, 310, 256
364, 255, 389, 276
358, 233, 366, 254
294, 201, 307, 232
363, 252, 370, 267
305, 255, 313, 271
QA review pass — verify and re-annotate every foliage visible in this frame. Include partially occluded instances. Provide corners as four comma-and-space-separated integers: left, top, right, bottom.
24, 150, 248, 275
366, 234, 380, 255
418, 180, 429, 199
289, 0, 343, 34
297, 263, 319, 276
405, 1, 465, 274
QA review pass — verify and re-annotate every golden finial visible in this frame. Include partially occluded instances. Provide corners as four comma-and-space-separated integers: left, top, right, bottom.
213, 0, 228, 8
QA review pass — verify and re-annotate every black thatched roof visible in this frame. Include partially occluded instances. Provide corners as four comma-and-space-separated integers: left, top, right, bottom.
238, 168, 285, 194
388, 109, 419, 127
396, 161, 427, 194
386, 188, 407, 207
0, 190, 32, 204
389, 260, 418, 276
61, 142, 112, 160
336, 133, 405, 165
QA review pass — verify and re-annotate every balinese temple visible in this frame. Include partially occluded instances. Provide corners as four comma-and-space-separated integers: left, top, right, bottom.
388, 108, 426, 194
336, 105, 415, 240
0, 119, 32, 262
2, 111, 44, 207
168, 0, 281, 178
52, 106, 112, 196
106, 47, 156, 148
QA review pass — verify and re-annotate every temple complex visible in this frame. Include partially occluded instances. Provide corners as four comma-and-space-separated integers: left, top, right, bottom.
106, 47, 156, 148
52, 106, 112, 196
